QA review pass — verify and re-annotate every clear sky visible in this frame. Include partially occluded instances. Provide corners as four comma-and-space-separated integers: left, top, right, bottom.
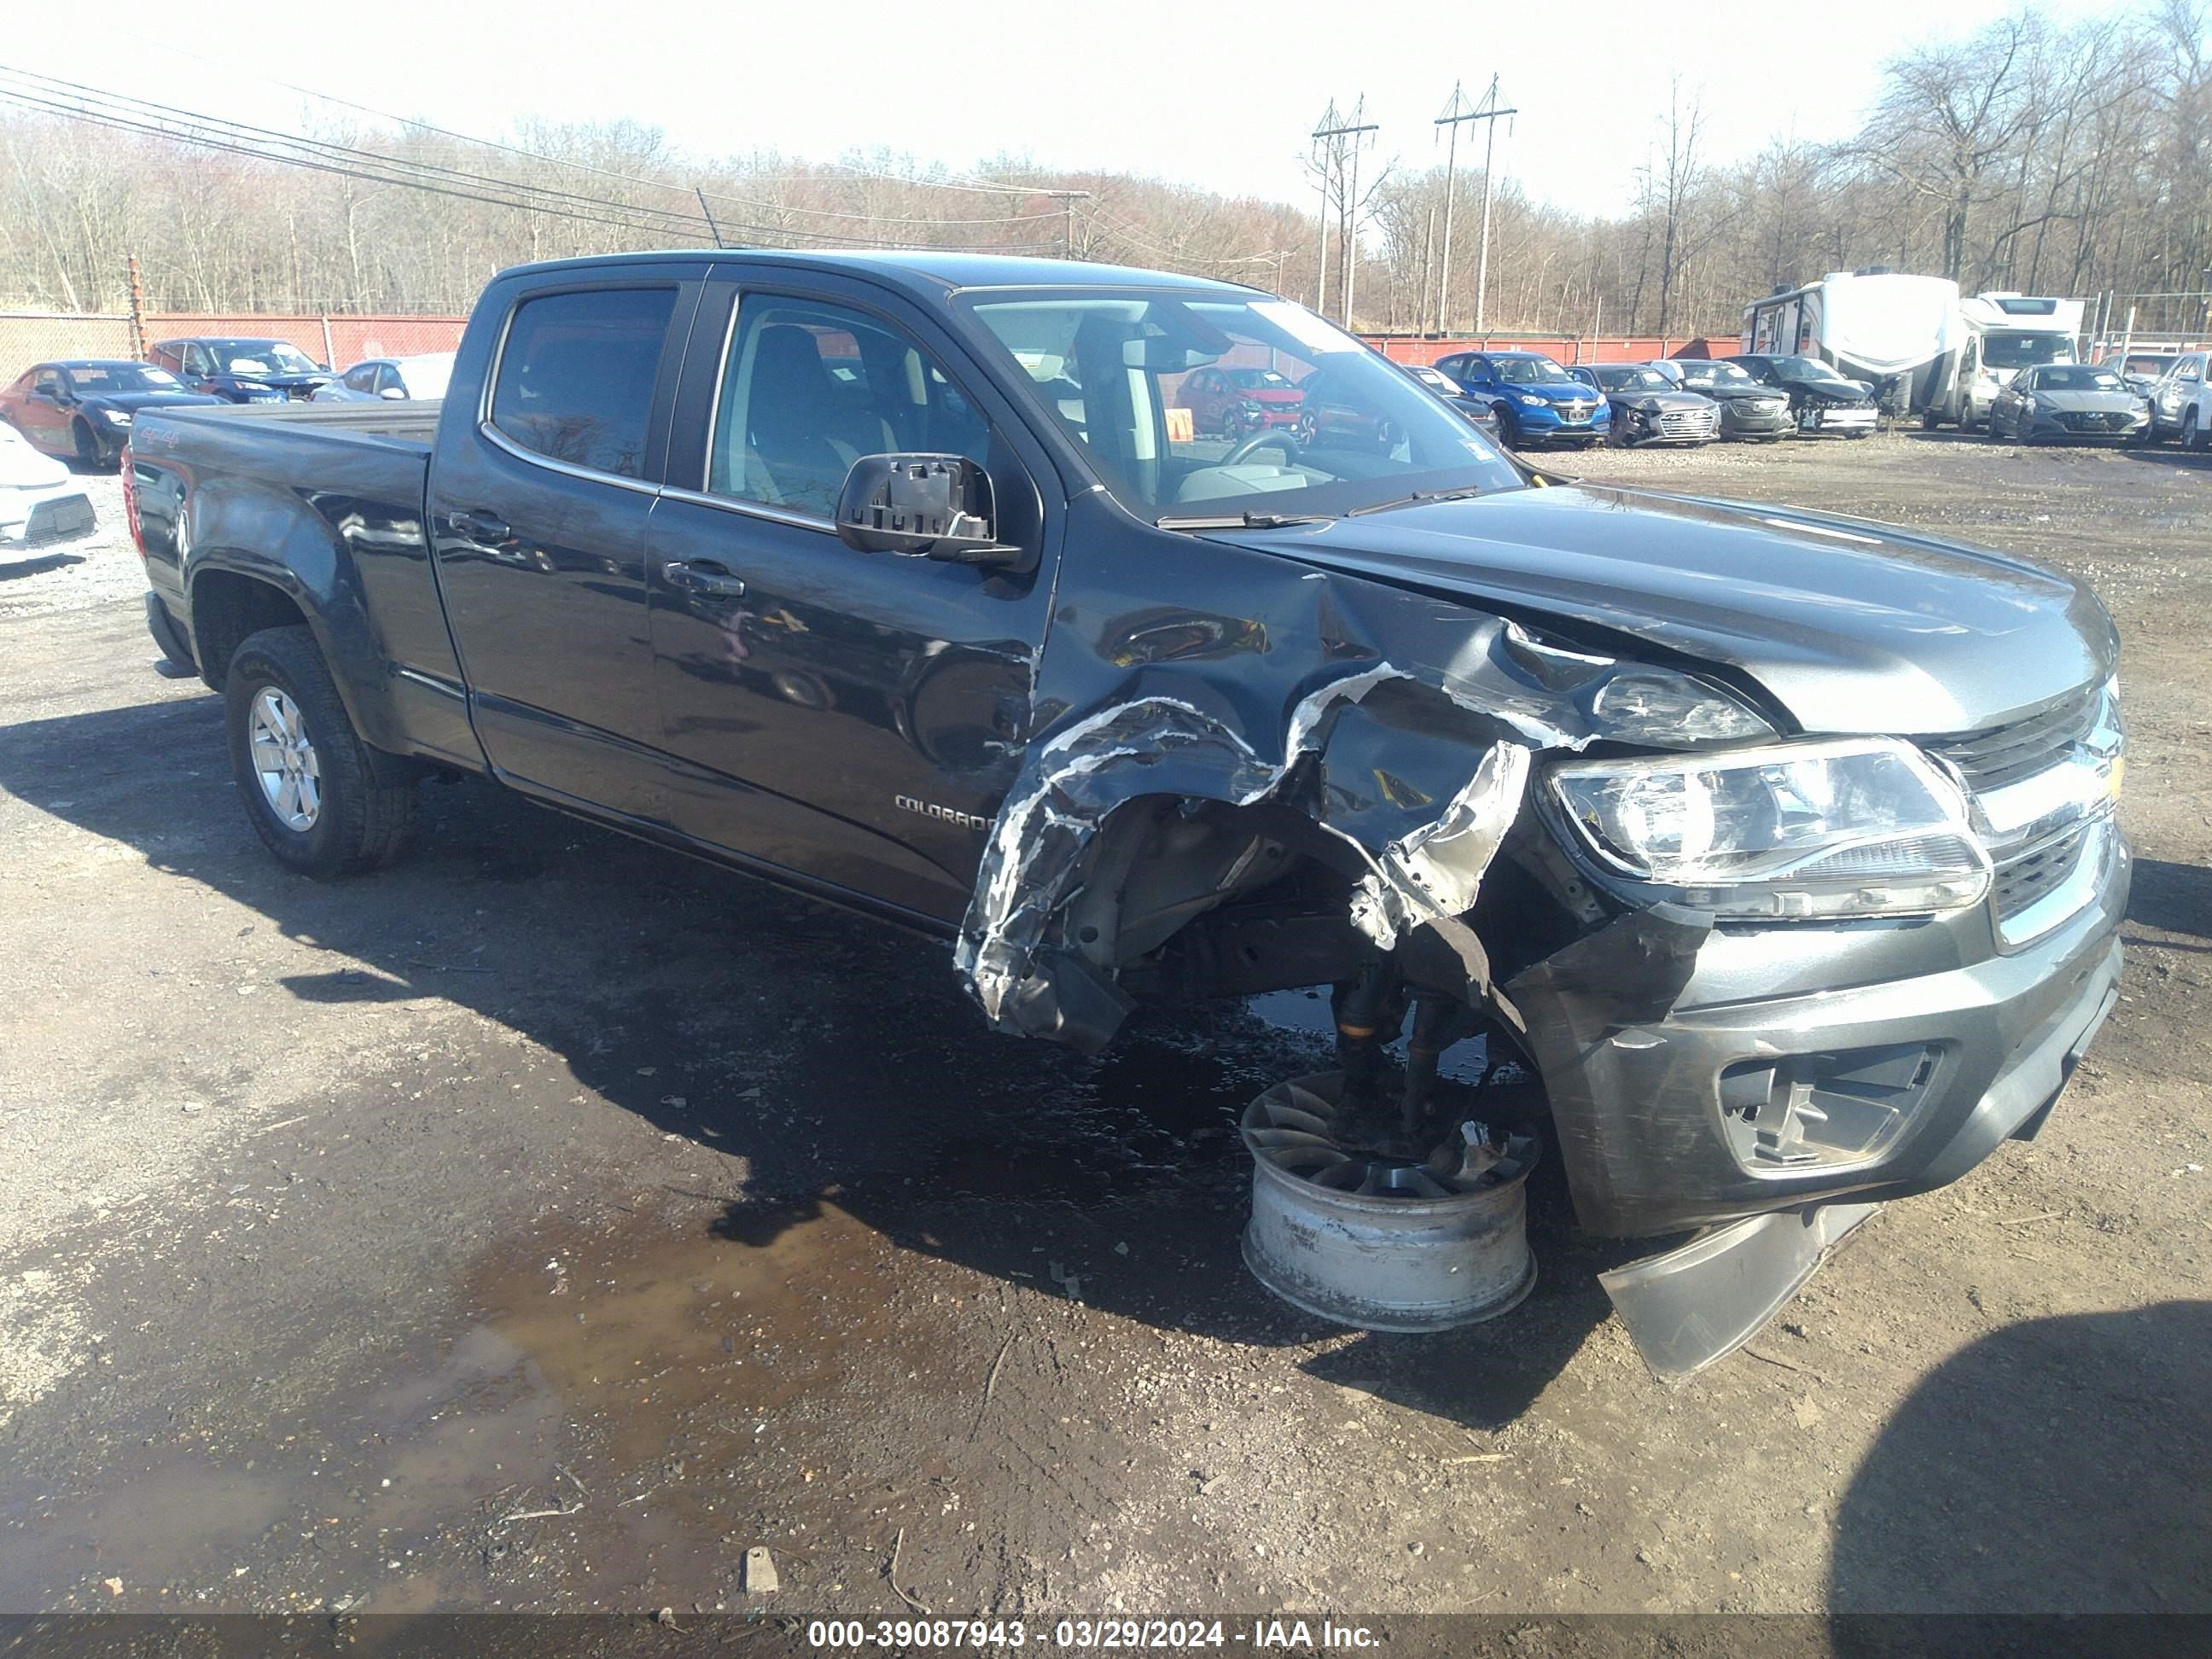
6, 0, 2137, 220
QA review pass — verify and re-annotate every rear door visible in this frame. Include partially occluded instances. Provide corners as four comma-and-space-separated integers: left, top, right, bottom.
642, 268, 1059, 923
427, 266, 703, 818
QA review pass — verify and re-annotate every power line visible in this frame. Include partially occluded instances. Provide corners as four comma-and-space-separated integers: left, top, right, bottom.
163, 48, 1064, 223
0, 67, 1061, 253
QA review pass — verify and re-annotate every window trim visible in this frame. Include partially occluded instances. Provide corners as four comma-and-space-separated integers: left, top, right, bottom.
477, 277, 690, 494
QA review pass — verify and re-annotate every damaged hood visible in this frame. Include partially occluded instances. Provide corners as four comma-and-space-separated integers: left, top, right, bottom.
1208, 484, 2116, 736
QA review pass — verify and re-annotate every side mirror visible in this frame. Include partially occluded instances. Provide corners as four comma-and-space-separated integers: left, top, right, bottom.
379, 386, 408, 399
835, 454, 1016, 565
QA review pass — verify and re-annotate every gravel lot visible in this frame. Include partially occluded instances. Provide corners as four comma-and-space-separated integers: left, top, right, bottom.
0, 434, 2206, 1622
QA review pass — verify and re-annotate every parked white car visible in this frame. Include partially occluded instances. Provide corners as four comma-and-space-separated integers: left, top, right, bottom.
311, 352, 457, 405
0, 422, 96, 552
2148, 351, 2211, 448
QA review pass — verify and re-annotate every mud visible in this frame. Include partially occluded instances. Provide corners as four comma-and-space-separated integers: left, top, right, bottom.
1, 434, 2207, 1618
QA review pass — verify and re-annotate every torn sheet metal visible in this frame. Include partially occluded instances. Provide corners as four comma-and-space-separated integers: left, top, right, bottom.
955, 562, 1644, 1049
1347, 741, 1529, 954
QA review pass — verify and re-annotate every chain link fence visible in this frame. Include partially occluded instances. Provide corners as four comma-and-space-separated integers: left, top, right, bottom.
1, 311, 469, 387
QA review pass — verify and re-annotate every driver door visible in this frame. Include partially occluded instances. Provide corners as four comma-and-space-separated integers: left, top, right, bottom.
643, 274, 1061, 923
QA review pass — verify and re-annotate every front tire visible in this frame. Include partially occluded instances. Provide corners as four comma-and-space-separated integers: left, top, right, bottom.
2186, 408, 2203, 451
73, 420, 102, 469
224, 625, 417, 878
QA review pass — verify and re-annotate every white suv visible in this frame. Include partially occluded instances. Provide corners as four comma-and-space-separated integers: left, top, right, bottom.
2149, 352, 2212, 448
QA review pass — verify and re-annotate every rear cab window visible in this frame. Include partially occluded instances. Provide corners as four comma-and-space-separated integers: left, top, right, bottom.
488, 287, 679, 479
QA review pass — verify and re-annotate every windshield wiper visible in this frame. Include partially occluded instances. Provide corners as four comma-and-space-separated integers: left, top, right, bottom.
1154, 509, 1336, 530
1342, 484, 1492, 518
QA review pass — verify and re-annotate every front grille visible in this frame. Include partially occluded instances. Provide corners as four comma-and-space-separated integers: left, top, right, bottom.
1928, 686, 2100, 791
1991, 824, 2090, 921
25, 495, 95, 544
1656, 407, 1720, 439
2058, 410, 2129, 431
1557, 399, 1595, 422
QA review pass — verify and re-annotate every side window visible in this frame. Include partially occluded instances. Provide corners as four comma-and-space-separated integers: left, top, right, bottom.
184, 346, 211, 376
489, 286, 678, 480
34, 369, 61, 395
707, 297, 988, 520
345, 364, 376, 393
2184, 358, 2204, 383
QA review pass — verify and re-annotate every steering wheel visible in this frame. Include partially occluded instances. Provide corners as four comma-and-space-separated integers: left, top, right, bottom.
1220, 428, 1301, 467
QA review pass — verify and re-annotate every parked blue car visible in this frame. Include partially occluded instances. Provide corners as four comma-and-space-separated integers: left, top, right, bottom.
1433, 349, 1610, 449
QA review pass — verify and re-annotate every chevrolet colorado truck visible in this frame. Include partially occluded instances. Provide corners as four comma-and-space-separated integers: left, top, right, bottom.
125, 252, 2128, 1373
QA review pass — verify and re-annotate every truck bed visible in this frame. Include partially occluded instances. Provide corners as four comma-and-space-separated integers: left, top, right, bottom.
154, 398, 442, 449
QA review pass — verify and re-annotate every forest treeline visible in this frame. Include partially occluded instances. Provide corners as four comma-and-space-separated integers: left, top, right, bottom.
1, 2, 2204, 336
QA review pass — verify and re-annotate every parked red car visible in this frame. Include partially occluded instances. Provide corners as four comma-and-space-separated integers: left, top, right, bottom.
1176, 364, 1305, 439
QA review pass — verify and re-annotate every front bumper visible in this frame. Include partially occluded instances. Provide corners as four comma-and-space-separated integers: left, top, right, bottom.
1511, 401, 1609, 444
1796, 401, 1879, 433
2024, 410, 2150, 444
1717, 402, 1792, 438
1511, 815, 2128, 1243
1, 483, 97, 549
1513, 819, 2126, 1373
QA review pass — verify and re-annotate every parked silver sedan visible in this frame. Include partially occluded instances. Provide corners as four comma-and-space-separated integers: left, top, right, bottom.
1986, 363, 2150, 445
311, 353, 456, 405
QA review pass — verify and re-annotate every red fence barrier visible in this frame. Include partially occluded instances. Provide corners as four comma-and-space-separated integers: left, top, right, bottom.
0, 311, 469, 384
1365, 334, 1737, 366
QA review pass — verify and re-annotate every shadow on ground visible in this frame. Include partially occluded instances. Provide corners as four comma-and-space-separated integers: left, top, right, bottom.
1829, 1300, 2212, 1618
0, 550, 86, 581
0, 693, 1626, 1429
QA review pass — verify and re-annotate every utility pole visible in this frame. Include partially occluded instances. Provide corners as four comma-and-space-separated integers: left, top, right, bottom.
1435, 76, 1516, 334
1313, 102, 1377, 327
1047, 190, 1092, 259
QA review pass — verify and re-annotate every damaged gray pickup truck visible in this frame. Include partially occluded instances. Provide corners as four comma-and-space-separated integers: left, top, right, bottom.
125, 251, 2128, 1373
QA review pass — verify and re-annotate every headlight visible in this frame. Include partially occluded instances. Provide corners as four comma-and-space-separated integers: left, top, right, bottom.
102, 409, 132, 426
1545, 738, 1990, 919
1511, 390, 1546, 406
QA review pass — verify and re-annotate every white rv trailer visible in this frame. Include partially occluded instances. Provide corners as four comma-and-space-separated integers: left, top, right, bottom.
1741, 270, 1966, 416
1926, 292, 2089, 429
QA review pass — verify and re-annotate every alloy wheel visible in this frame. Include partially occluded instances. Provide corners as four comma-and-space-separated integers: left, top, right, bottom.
248, 686, 322, 831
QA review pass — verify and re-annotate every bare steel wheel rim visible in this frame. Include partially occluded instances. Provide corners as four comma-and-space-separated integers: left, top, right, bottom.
248, 686, 321, 831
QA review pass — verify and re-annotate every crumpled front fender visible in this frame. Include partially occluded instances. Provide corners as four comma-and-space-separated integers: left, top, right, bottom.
953, 563, 1674, 1051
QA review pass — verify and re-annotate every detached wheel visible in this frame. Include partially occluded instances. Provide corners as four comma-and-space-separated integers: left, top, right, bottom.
225, 625, 416, 877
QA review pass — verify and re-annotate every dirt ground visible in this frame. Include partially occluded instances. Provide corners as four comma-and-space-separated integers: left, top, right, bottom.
0, 430, 2205, 1625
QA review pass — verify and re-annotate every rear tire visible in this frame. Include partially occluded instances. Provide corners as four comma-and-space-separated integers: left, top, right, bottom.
224, 625, 417, 878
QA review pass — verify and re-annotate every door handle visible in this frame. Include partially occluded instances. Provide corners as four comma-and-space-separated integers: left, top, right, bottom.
449, 509, 512, 544
663, 560, 747, 598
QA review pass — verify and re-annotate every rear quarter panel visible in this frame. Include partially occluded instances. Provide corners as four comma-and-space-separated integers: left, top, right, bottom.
131, 405, 479, 767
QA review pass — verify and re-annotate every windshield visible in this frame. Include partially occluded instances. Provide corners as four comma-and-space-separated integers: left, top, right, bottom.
399, 355, 456, 399
1589, 365, 1674, 392
1678, 362, 1759, 390
1982, 333, 2072, 370
967, 291, 1522, 520
1492, 356, 1569, 385
210, 341, 319, 375
66, 364, 183, 393
2034, 365, 2124, 393
1225, 367, 1292, 391
1773, 356, 1852, 383
2120, 355, 2175, 377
